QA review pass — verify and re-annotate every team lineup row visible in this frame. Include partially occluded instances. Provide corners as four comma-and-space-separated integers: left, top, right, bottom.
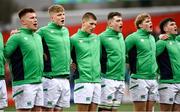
0, 4, 179, 112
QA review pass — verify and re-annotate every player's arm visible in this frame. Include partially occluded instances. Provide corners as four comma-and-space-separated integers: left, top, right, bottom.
36, 28, 48, 61
70, 37, 77, 72
99, 35, 107, 74
125, 35, 136, 54
156, 40, 166, 56
175, 35, 180, 41
4, 35, 18, 59
125, 34, 136, 64
70, 46, 76, 73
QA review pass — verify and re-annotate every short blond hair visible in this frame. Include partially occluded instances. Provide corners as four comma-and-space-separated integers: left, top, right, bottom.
48, 5, 64, 14
135, 13, 151, 29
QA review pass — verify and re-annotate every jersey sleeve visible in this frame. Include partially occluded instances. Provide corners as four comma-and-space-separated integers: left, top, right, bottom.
36, 28, 44, 38
156, 40, 166, 56
4, 35, 18, 59
125, 34, 136, 53
176, 35, 180, 41
125, 34, 136, 63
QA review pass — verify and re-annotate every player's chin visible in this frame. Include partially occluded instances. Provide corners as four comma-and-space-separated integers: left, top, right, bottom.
59, 23, 65, 26
32, 27, 38, 31
119, 28, 122, 32
90, 29, 94, 33
173, 31, 178, 34
148, 28, 153, 32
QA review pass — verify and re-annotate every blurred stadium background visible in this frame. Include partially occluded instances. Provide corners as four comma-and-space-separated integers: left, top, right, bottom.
0, 0, 180, 111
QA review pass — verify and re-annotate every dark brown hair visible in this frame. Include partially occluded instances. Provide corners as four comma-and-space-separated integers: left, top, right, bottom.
18, 8, 35, 19
159, 18, 175, 34
107, 12, 121, 20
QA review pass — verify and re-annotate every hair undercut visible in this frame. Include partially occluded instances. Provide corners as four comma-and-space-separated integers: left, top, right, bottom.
82, 12, 97, 21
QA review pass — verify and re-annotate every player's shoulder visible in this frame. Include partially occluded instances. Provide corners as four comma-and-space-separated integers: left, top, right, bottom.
70, 33, 78, 41
126, 32, 137, 40
98, 30, 106, 37
62, 26, 68, 30
91, 33, 98, 37
38, 25, 48, 31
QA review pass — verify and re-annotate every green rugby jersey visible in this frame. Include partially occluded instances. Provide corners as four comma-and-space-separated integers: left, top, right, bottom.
4, 27, 43, 86
125, 29, 157, 79
37, 22, 71, 78
156, 34, 180, 83
100, 28, 125, 81
71, 29, 101, 83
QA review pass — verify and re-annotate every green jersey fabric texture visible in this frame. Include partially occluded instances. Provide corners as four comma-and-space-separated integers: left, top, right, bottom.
100, 28, 125, 81
4, 28, 43, 86
37, 22, 71, 78
156, 34, 180, 84
71, 29, 101, 83
125, 29, 157, 79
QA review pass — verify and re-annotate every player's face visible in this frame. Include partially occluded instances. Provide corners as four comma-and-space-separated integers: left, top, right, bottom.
164, 21, 177, 35
109, 16, 123, 32
139, 17, 153, 32
82, 18, 97, 34
21, 12, 38, 31
51, 12, 65, 26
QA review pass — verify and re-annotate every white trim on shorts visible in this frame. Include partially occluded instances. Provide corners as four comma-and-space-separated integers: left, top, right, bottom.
74, 83, 101, 104
12, 83, 43, 109
129, 78, 159, 102
158, 83, 180, 104
42, 77, 70, 108
99, 78, 125, 109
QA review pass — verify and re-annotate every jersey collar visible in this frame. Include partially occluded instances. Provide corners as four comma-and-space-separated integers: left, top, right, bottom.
48, 22, 63, 29
19, 27, 34, 34
77, 29, 91, 37
137, 29, 150, 36
106, 27, 119, 35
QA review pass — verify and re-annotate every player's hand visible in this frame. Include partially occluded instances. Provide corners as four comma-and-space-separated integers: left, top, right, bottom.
159, 34, 168, 40
71, 63, 76, 72
43, 53, 48, 61
10, 29, 19, 35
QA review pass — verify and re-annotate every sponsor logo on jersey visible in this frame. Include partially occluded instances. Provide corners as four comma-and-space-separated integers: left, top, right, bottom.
50, 30, 54, 33
108, 38, 112, 40
79, 40, 83, 43
24, 37, 28, 40
169, 42, 172, 45
140, 39, 144, 42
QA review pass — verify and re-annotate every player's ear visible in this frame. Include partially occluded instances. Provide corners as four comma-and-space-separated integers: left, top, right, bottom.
108, 19, 112, 27
49, 12, 54, 21
20, 19, 25, 26
139, 23, 142, 29
82, 19, 87, 26
164, 26, 168, 33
